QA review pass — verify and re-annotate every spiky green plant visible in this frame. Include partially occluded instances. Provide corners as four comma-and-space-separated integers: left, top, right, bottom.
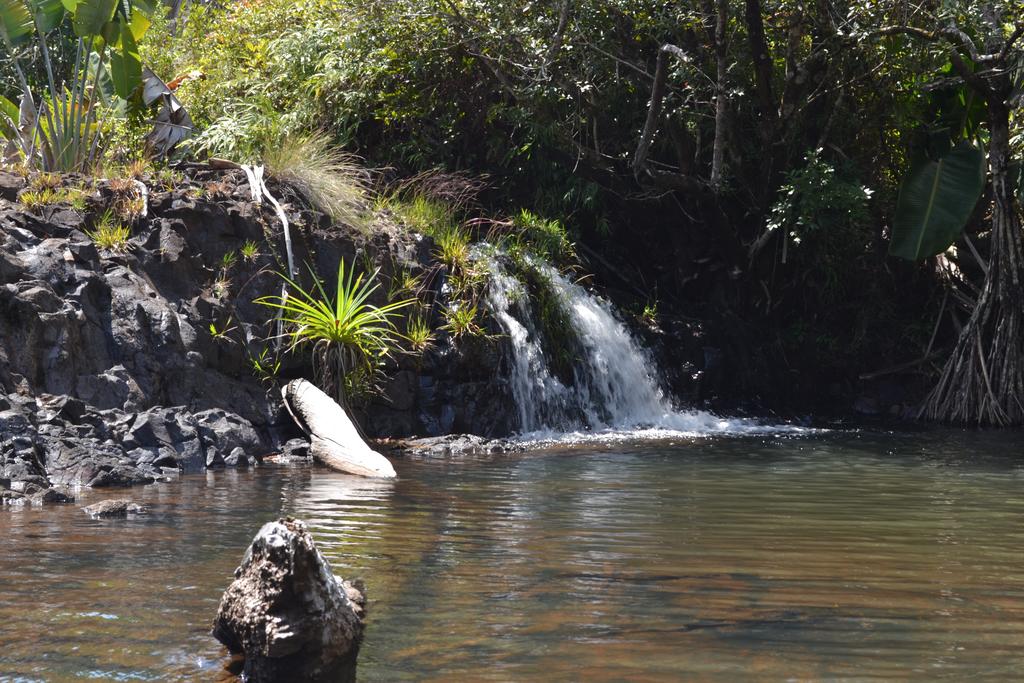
85, 211, 131, 252
443, 303, 483, 340
404, 315, 436, 353
241, 240, 260, 262
220, 250, 238, 272
255, 260, 414, 406
434, 224, 470, 271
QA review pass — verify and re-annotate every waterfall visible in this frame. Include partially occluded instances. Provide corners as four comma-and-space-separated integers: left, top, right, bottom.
481, 250, 770, 437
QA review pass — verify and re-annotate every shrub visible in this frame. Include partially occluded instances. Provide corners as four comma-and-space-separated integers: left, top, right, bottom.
511, 209, 575, 263
262, 132, 369, 227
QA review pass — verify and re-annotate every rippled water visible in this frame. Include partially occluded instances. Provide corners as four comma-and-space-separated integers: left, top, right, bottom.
2, 428, 1024, 681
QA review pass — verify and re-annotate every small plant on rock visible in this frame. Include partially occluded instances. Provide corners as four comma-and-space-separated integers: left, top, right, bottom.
249, 347, 282, 386
263, 133, 368, 227
241, 240, 260, 262
639, 300, 658, 328
209, 317, 238, 343
220, 250, 238, 272
86, 211, 132, 253
404, 315, 436, 353
443, 303, 484, 340
434, 225, 471, 271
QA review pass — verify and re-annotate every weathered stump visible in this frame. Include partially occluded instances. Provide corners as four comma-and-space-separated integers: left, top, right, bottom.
211, 518, 366, 682
281, 379, 397, 478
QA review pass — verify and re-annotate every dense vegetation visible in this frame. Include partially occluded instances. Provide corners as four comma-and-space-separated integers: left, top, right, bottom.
1, 0, 1022, 423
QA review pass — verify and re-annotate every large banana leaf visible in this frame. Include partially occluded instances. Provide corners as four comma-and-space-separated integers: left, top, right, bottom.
70, 0, 116, 37
109, 19, 139, 98
0, 93, 19, 137
27, 0, 64, 33
889, 142, 986, 261
141, 67, 193, 157
0, 0, 35, 47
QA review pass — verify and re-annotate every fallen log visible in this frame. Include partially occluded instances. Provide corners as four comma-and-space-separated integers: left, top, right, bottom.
281, 379, 397, 478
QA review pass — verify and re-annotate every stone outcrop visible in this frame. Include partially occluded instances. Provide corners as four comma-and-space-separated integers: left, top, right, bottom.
0, 166, 517, 499
212, 518, 365, 682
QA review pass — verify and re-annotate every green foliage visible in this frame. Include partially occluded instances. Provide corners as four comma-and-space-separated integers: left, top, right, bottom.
208, 316, 237, 343
0, 0, 157, 172
510, 209, 574, 263
638, 300, 658, 328
386, 193, 456, 237
387, 267, 422, 301
433, 224, 470, 271
20, 186, 70, 208
248, 346, 281, 386
889, 142, 986, 261
219, 250, 237, 272
767, 150, 873, 251
255, 260, 414, 404
85, 209, 131, 251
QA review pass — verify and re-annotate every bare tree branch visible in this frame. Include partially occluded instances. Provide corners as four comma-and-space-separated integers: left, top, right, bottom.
540, 0, 573, 77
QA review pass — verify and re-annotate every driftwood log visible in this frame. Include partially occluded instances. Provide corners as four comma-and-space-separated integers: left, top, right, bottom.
211, 518, 366, 682
281, 379, 397, 478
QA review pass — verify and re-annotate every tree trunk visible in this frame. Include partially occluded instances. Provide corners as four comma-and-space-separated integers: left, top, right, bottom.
921, 99, 1024, 425
709, 0, 728, 190
744, 0, 776, 135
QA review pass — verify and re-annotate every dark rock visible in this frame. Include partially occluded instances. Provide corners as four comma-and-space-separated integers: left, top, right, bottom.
224, 447, 249, 467
212, 518, 365, 683
206, 447, 226, 469
86, 465, 155, 488
31, 487, 73, 504
194, 409, 262, 462
1, 490, 26, 504
83, 499, 149, 518
125, 408, 206, 473
0, 171, 25, 201
280, 438, 310, 460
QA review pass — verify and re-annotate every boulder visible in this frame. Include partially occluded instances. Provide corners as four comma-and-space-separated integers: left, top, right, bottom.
212, 518, 365, 683
281, 380, 396, 478
83, 499, 149, 518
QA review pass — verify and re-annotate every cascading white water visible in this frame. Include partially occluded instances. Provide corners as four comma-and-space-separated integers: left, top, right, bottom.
481, 250, 792, 438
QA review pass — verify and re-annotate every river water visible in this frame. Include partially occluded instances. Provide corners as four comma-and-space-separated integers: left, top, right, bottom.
1, 427, 1023, 681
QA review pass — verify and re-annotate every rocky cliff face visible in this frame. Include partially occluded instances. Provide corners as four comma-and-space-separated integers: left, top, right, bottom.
0, 167, 513, 502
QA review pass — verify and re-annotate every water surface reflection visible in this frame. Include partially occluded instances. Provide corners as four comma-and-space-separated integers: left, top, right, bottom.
1, 429, 1023, 680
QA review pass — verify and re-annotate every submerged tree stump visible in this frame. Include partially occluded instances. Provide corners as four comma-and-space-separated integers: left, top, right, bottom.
281, 379, 397, 478
211, 518, 366, 683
